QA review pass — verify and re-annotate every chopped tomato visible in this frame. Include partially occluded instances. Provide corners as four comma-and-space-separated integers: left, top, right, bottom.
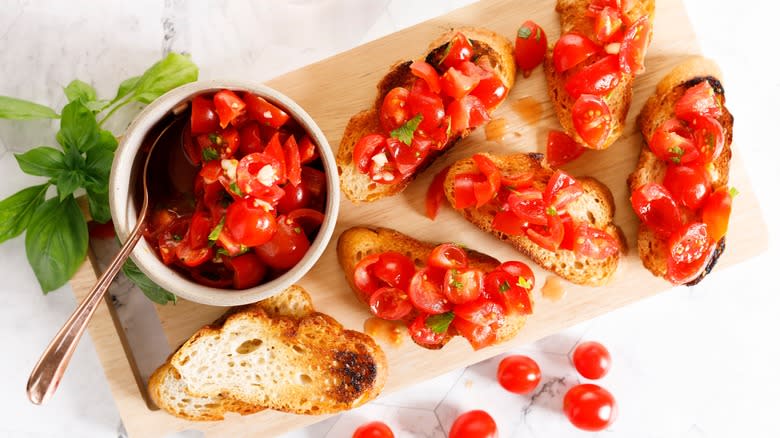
198, 160, 223, 184
594, 6, 624, 42
190, 95, 220, 135
493, 209, 526, 235
452, 317, 498, 350
473, 154, 501, 207
379, 87, 410, 133
674, 81, 723, 121
409, 314, 446, 346
618, 15, 651, 74
353, 254, 381, 297
254, 215, 310, 270
668, 222, 712, 265
663, 164, 711, 210
264, 133, 287, 183
301, 166, 326, 209
385, 136, 425, 177
564, 55, 621, 98
448, 95, 489, 133
453, 297, 505, 327
453, 173, 482, 209
238, 121, 264, 156
649, 118, 698, 164
407, 79, 446, 133
408, 267, 451, 314
157, 218, 189, 265
572, 223, 620, 259
175, 242, 213, 267
297, 135, 319, 164
369, 287, 413, 320
426, 166, 450, 220
287, 208, 324, 237
225, 198, 277, 247
353, 134, 387, 173
443, 268, 484, 304
213, 90, 246, 129
484, 270, 532, 315
277, 179, 312, 213
441, 66, 480, 99
507, 188, 547, 226
572, 94, 612, 149
547, 130, 585, 167
188, 210, 212, 249
527, 212, 565, 251
226, 253, 266, 289
501, 171, 535, 189
373, 252, 416, 291
243, 93, 290, 128
428, 243, 468, 270
236, 152, 284, 198
410, 60, 441, 94
690, 115, 725, 164
283, 135, 302, 186
190, 262, 233, 288
440, 32, 474, 69
544, 169, 584, 211
630, 183, 683, 237
470, 73, 509, 111
701, 186, 733, 242
553, 32, 601, 73
514, 20, 548, 77
498, 261, 536, 290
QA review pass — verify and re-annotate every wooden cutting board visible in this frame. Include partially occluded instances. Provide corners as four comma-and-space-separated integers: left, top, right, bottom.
73, 0, 769, 436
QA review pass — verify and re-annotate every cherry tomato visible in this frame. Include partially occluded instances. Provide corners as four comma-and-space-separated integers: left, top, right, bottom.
443, 268, 485, 304
470, 73, 509, 111
472, 154, 501, 207
690, 115, 725, 164
226, 253, 267, 289
297, 135, 319, 164
453, 298, 505, 327
196, 127, 239, 160
441, 66, 480, 99
353, 134, 387, 173
188, 210, 213, 249
492, 209, 526, 236
572, 94, 612, 149
409, 267, 451, 314
594, 6, 624, 42
243, 92, 290, 128
564, 55, 621, 99
440, 32, 474, 69
301, 166, 327, 210
286, 208, 324, 237
354, 254, 381, 297
369, 287, 413, 321
553, 32, 601, 73
216, 226, 246, 257
448, 410, 497, 438
448, 95, 489, 133
563, 384, 617, 431
453, 173, 481, 209
213, 90, 246, 128
497, 355, 541, 394
385, 136, 425, 177
572, 224, 620, 260
630, 183, 683, 237
277, 182, 311, 214
175, 242, 213, 268
544, 169, 584, 211
674, 80, 723, 121
238, 121, 264, 156
409, 313, 447, 346
572, 341, 612, 379
668, 222, 712, 265
236, 152, 284, 198
666, 240, 714, 284
500, 171, 535, 190
498, 261, 536, 291
426, 166, 451, 220
649, 117, 698, 164
701, 186, 733, 242
428, 243, 468, 270
254, 215, 310, 270
264, 133, 287, 182
507, 188, 546, 226
353, 421, 394, 438
452, 316, 498, 350
373, 252, 416, 290
407, 80, 446, 134
514, 20, 548, 76
663, 164, 711, 210
410, 60, 441, 94
380, 87, 411, 133
618, 15, 651, 74
189, 262, 233, 288
483, 270, 532, 315
547, 130, 585, 167
190, 95, 219, 135
157, 218, 189, 265
224, 198, 278, 247
527, 212, 565, 252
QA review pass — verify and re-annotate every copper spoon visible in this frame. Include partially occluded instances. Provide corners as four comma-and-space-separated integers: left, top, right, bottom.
26, 102, 188, 405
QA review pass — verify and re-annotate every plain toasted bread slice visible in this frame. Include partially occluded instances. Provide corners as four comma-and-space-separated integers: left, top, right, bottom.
444, 153, 625, 286
337, 226, 528, 349
544, 0, 656, 149
148, 286, 316, 421
628, 57, 733, 285
338, 27, 516, 202
167, 291, 387, 415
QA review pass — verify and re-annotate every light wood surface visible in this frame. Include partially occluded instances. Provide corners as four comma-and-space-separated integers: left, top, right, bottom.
72, 0, 769, 436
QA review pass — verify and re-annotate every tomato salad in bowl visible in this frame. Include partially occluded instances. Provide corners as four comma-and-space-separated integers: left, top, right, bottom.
110, 81, 338, 306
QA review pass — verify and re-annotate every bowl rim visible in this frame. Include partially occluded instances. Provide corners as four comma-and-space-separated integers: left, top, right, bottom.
109, 80, 339, 306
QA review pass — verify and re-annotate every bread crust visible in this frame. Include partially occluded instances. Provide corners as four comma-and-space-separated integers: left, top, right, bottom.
337, 27, 516, 202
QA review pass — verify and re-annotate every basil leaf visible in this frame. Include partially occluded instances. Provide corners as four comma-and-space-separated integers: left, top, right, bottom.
97, 129, 118, 151
131, 53, 199, 104
86, 187, 111, 223
0, 184, 49, 243
208, 216, 225, 241
390, 114, 423, 145
56, 170, 82, 201
0, 96, 59, 120
426, 312, 455, 334
83, 146, 114, 190
14, 147, 66, 178
25, 196, 88, 293
86, 99, 112, 113
63, 79, 97, 103
122, 258, 176, 305
113, 76, 141, 102
58, 100, 100, 153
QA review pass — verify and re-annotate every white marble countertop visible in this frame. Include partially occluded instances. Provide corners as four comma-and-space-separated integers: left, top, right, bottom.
1, 1, 778, 437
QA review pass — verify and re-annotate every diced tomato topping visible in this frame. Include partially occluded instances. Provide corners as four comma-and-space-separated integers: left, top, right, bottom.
226, 253, 267, 289
618, 15, 651, 75
369, 287, 413, 320
428, 243, 468, 270
283, 135, 302, 187
353, 134, 387, 173
443, 268, 485, 304
572, 94, 612, 149
426, 166, 451, 220
441, 66, 480, 99
527, 212, 565, 252
409, 314, 447, 346
408, 267, 451, 314
452, 316, 498, 350
547, 130, 585, 167
379, 87, 411, 133
564, 55, 622, 99
553, 33, 601, 73
630, 183, 684, 238
410, 60, 441, 94
243, 93, 290, 128
453, 173, 482, 209
544, 170, 584, 211
507, 188, 547, 226
701, 186, 733, 242
690, 115, 725, 164
674, 81, 723, 121
594, 6, 624, 42
213, 90, 246, 129
238, 121, 264, 156
297, 135, 319, 164
649, 118, 698, 164
440, 32, 474, 69
572, 223, 620, 259
190, 96, 219, 135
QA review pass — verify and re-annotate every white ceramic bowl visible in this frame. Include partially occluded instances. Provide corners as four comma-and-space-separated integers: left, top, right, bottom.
109, 80, 338, 306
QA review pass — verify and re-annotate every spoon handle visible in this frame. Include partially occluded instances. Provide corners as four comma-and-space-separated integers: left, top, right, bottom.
26, 221, 145, 405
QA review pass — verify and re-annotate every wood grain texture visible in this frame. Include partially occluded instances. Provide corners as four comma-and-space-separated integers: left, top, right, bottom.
71, 0, 769, 436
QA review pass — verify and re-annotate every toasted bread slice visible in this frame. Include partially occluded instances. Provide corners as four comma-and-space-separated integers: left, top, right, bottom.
148, 286, 316, 421
167, 289, 387, 415
628, 57, 734, 285
444, 153, 625, 286
337, 226, 528, 349
338, 27, 516, 202
544, 0, 656, 149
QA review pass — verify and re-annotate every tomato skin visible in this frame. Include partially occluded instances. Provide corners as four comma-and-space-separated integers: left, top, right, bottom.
190, 262, 234, 288
373, 252, 416, 291
236, 152, 284, 200
527, 212, 564, 251
238, 121, 264, 156
630, 183, 683, 238
544, 170, 583, 211
297, 135, 319, 164
410, 60, 441, 94
254, 215, 310, 270
448, 410, 497, 438
701, 186, 732, 242
453, 297, 505, 328
408, 267, 451, 314
243, 93, 289, 128
662, 164, 711, 211
507, 188, 546, 226
441, 66, 480, 99
369, 287, 413, 321
440, 32, 474, 69
225, 198, 278, 247
470, 74, 508, 111
547, 130, 585, 167
618, 15, 651, 74
277, 182, 311, 214
563, 384, 617, 431
426, 166, 451, 220
514, 20, 548, 76
472, 154, 501, 207
498, 261, 536, 291
353, 421, 395, 438
594, 6, 624, 42
190, 95, 220, 135
483, 270, 532, 315
675, 80, 723, 121
572, 341, 611, 379
553, 32, 601, 73
649, 118, 698, 164
188, 210, 213, 249
353, 134, 387, 173
668, 222, 712, 265
572, 94, 612, 149
690, 115, 725, 164
666, 239, 715, 284
409, 313, 447, 346
353, 254, 381, 298
213, 89, 246, 129
452, 316, 498, 350
443, 268, 484, 304
572, 224, 620, 260
453, 173, 481, 209
226, 253, 267, 289
407, 80, 446, 134
428, 244, 468, 270
175, 243, 213, 268
497, 355, 541, 394
564, 55, 621, 99
380, 87, 410, 133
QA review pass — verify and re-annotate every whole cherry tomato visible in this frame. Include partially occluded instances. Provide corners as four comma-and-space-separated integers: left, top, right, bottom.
353, 421, 394, 438
572, 341, 611, 379
497, 355, 541, 394
563, 384, 617, 431
449, 410, 497, 438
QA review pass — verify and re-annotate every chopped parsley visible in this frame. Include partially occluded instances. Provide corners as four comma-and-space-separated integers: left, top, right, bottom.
208, 216, 225, 241
208, 133, 223, 145
229, 181, 243, 197
202, 146, 219, 161
172, 234, 182, 242
216, 248, 231, 256
390, 114, 423, 145
546, 206, 558, 216
449, 269, 464, 289
667, 145, 684, 164
517, 26, 532, 39
499, 280, 511, 292
517, 276, 531, 289
425, 312, 455, 334
729, 187, 739, 198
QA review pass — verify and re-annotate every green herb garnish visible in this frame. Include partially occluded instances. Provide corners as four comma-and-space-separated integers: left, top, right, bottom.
499, 280, 511, 292
729, 187, 739, 198
208, 217, 225, 241
449, 269, 464, 289
202, 147, 219, 161
517, 26, 532, 39
546, 206, 558, 216
229, 181, 243, 196
517, 276, 531, 289
390, 114, 423, 145
425, 312, 455, 334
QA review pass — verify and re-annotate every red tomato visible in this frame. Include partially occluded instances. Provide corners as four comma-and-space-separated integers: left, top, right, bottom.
297, 135, 319, 164
301, 166, 327, 210
225, 198, 277, 247
254, 215, 310, 270
409, 313, 447, 346
572, 94, 612, 149
175, 242, 213, 268
236, 152, 284, 198
649, 118, 698, 164
500, 171, 535, 190
190, 95, 219, 135
277, 183, 311, 214
410, 60, 441, 93
243, 92, 290, 128
440, 32, 474, 69
188, 210, 212, 249
630, 183, 683, 237
448, 95, 489, 133
409, 268, 451, 314
507, 189, 547, 226
385, 136, 425, 177
563, 384, 617, 431
472, 154, 501, 207
552, 32, 601, 73
196, 128, 239, 160
666, 240, 714, 284
190, 262, 233, 288
353, 134, 387, 173
441, 66, 480, 99
514, 20, 548, 76
497, 355, 541, 394
426, 166, 451, 220
238, 121, 264, 156
373, 252, 416, 290
470, 74, 509, 111
353, 254, 381, 297
572, 341, 611, 379
213, 90, 246, 129
453, 298, 505, 327
701, 186, 733, 242
547, 130, 585, 167
527, 213, 565, 251
674, 80, 723, 121
492, 209, 526, 235
618, 15, 651, 74
668, 222, 712, 265
407, 80, 446, 133
544, 169, 584, 211
448, 410, 497, 438
662, 164, 711, 210
369, 287, 413, 321
690, 115, 725, 164
380, 87, 411, 133
594, 6, 624, 42
453, 173, 481, 209
226, 253, 267, 289
452, 317, 498, 350
264, 133, 287, 182
157, 218, 189, 265
564, 55, 621, 99
572, 224, 620, 260
443, 268, 484, 304
353, 421, 394, 438
483, 270, 532, 315
499, 261, 536, 291
283, 135, 302, 186
286, 208, 324, 237
428, 243, 468, 270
